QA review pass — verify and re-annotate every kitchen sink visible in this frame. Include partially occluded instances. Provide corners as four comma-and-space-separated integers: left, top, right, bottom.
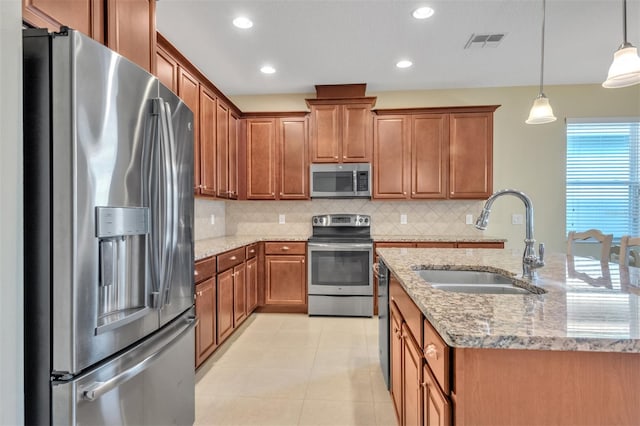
414, 269, 542, 295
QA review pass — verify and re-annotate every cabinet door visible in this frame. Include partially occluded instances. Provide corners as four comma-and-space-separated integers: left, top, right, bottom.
199, 86, 217, 197
402, 324, 423, 426
106, 0, 155, 73
216, 100, 230, 198
411, 114, 448, 199
390, 304, 403, 424
279, 117, 308, 199
423, 364, 451, 426
310, 104, 340, 162
217, 268, 234, 343
156, 45, 178, 93
195, 277, 216, 367
233, 264, 247, 325
373, 116, 409, 199
177, 68, 200, 193
342, 103, 372, 162
246, 257, 258, 313
228, 112, 239, 199
23, 0, 104, 42
264, 255, 306, 305
246, 119, 277, 199
449, 112, 493, 199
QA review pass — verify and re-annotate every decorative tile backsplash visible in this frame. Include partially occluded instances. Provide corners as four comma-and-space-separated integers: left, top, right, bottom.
194, 199, 226, 240
209, 199, 488, 238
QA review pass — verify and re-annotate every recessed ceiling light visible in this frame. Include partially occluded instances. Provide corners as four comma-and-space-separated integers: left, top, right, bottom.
396, 60, 413, 69
233, 16, 253, 29
412, 6, 434, 19
260, 65, 276, 74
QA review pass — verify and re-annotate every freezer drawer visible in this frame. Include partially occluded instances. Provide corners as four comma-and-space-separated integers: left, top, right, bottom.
51, 312, 196, 425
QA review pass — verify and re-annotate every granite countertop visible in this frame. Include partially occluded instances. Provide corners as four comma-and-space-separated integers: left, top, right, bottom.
195, 235, 309, 260
377, 247, 640, 353
372, 234, 506, 243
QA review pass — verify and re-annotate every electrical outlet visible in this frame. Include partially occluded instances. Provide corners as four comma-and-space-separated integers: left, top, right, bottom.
210, 214, 215, 225
512, 213, 524, 225
278, 214, 286, 224
466, 214, 474, 225
400, 214, 408, 225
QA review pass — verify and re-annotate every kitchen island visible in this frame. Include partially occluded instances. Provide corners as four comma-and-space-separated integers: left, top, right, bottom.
377, 247, 640, 425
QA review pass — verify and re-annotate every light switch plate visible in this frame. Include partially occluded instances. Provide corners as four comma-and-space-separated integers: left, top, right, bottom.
210, 214, 215, 225
400, 214, 407, 225
512, 213, 524, 225
279, 214, 286, 224
465, 214, 474, 225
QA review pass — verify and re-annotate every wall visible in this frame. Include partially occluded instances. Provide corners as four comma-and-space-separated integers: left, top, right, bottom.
0, 0, 24, 424
231, 84, 640, 252
194, 198, 226, 240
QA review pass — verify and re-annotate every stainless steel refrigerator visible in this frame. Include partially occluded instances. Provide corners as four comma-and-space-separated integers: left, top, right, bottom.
23, 28, 196, 425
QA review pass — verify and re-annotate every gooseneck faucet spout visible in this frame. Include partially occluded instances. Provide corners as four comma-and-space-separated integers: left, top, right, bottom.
475, 189, 545, 278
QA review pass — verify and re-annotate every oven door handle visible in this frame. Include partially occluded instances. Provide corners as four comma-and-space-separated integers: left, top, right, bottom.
308, 242, 373, 250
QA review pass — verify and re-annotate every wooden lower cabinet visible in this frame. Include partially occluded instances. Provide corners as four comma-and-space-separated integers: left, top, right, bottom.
402, 324, 423, 426
246, 256, 258, 312
217, 268, 234, 343
233, 263, 246, 325
423, 364, 451, 426
264, 255, 306, 307
390, 303, 404, 424
195, 277, 216, 368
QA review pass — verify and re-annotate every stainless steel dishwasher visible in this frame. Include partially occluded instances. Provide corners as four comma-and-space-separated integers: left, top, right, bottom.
377, 259, 390, 389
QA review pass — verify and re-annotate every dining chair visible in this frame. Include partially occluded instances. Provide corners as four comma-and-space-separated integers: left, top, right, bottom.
567, 229, 613, 261
618, 235, 640, 266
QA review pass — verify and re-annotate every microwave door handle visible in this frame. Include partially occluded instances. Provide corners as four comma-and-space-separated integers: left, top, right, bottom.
353, 170, 358, 195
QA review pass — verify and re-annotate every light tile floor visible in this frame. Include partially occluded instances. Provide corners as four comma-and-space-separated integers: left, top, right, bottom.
195, 313, 398, 426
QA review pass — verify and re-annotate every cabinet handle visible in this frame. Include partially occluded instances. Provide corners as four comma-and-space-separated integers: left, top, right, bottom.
272, 192, 275, 196
280, 192, 283, 195
230, 256, 237, 260
194, 270, 199, 276
334, 156, 338, 159
249, 249, 255, 254
343, 155, 346, 159
282, 246, 290, 251
425, 343, 438, 360
302, 259, 305, 264
412, 191, 416, 195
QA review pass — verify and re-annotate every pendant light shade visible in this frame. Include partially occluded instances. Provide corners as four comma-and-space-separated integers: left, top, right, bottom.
603, 0, 640, 88
526, 0, 556, 125
526, 94, 557, 124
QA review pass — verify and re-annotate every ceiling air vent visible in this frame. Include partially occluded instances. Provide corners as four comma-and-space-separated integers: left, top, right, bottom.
464, 33, 506, 49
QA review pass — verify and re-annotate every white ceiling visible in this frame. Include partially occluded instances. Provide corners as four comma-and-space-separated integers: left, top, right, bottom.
156, 0, 640, 96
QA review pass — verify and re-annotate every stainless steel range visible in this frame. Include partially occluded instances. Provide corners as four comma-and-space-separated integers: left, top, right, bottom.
307, 214, 373, 317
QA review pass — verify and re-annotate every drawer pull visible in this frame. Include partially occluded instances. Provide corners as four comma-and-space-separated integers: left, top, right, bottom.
194, 270, 199, 276
425, 343, 438, 360
249, 249, 255, 254
281, 246, 290, 251
230, 256, 237, 260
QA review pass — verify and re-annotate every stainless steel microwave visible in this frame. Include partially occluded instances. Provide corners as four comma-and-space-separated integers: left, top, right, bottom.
310, 163, 371, 198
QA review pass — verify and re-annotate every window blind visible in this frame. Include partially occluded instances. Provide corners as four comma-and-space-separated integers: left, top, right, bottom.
566, 120, 640, 239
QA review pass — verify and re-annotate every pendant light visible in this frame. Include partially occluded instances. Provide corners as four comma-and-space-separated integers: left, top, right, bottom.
603, 0, 640, 88
526, 0, 557, 125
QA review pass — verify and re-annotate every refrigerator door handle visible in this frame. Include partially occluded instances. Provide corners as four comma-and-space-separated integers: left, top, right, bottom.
160, 99, 178, 307
79, 316, 197, 402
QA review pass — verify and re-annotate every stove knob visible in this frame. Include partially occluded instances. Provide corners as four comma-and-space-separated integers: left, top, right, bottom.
313, 217, 318, 224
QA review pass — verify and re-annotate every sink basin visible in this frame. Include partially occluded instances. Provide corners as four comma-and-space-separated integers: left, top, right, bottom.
414, 269, 537, 295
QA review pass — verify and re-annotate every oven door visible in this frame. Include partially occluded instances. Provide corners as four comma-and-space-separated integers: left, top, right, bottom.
307, 242, 373, 296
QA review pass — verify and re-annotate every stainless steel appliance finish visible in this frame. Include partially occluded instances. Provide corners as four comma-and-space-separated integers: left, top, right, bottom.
23, 28, 195, 425
307, 214, 374, 317
377, 260, 390, 389
310, 163, 371, 198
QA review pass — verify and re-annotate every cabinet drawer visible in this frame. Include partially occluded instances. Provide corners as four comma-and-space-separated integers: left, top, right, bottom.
194, 256, 216, 283
456, 242, 504, 249
245, 243, 258, 259
264, 242, 306, 255
217, 247, 245, 271
389, 275, 422, 346
423, 318, 450, 395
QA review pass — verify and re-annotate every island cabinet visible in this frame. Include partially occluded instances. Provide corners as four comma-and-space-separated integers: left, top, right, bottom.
216, 247, 246, 344
306, 98, 376, 163
261, 242, 307, 313
23, 0, 156, 73
373, 106, 499, 200
194, 255, 217, 368
244, 114, 309, 200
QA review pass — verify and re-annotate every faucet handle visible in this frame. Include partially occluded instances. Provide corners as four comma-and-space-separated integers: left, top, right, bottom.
538, 243, 545, 263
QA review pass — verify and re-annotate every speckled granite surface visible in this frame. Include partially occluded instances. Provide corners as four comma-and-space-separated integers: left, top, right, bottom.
377, 248, 640, 353
195, 235, 309, 260
372, 235, 506, 243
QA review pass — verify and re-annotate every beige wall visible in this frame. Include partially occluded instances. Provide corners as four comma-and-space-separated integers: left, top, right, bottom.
231, 84, 640, 253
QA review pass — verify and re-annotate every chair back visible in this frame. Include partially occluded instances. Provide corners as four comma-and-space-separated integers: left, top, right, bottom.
618, 236, 640, 266
567, 229, 613, 261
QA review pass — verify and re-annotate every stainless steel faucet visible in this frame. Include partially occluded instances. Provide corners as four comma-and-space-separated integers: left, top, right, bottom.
475, 189, 545, 278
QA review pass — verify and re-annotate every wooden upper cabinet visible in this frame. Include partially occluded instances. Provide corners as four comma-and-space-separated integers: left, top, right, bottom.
373, 115, 409, 199
156, 44, 178, 93
308, 99, 375, 163
279, 117, 308, 199
449, 112, 493, 199
246, 118, 277, 200
199, 86, 216, 197
228, 112, 239, 200
412, 114, 448, 199
23, 0, 104, 43
216, 100, 230, 198
106, 0, 155, 73
177, 68, 200, 193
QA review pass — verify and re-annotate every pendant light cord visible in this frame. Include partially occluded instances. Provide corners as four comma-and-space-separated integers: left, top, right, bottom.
622, 0, 628, 45
539, 0, 547, 95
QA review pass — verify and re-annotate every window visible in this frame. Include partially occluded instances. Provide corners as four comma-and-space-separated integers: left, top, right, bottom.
566, 119, 640, 239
